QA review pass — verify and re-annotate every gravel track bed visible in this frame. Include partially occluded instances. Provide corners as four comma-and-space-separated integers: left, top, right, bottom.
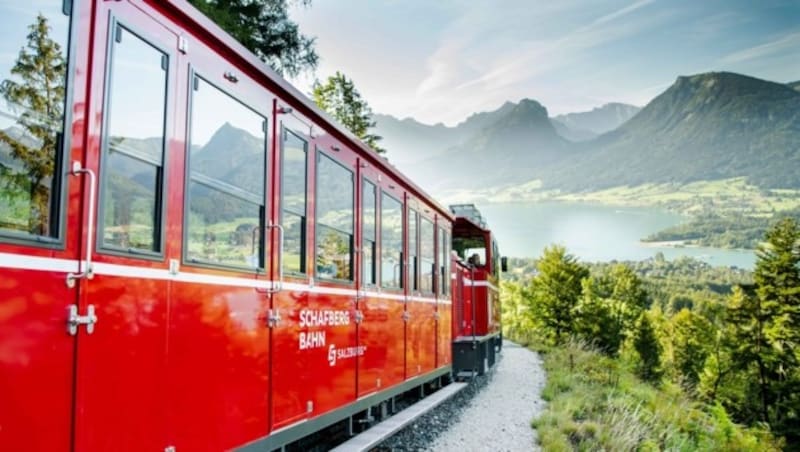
374, 341, 546, 451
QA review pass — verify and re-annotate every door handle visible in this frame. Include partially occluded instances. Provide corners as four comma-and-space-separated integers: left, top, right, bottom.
67, 161, 97, 288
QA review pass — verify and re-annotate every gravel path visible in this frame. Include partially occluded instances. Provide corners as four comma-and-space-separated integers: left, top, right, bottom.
375, 341, 547, 451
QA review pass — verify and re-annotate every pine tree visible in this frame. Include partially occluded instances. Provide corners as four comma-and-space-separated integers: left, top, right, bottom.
312, 71, 385, 154
633, 312, 663, 384
187, 0, 318, 77
726, 284, 777, 426
753, 218, 800, 438
0, 14, 66, 235
723, 219, 800, 437
529, 245, 588, 344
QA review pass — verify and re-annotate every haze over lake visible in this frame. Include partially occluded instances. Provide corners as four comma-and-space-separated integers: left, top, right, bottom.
479, 202, 756, 269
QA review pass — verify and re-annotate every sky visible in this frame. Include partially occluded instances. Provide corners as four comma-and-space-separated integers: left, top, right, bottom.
289, 0, 800, 126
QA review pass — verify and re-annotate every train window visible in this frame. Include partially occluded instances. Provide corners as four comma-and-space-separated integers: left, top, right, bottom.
362, 179, 377, 285
408, 209, 419, 291
315, 151, 353, 281
99, 26, 167, 253
439, 227, 449, 296
454, 236, 486, 266
380, 192, 403, 289
281, 129, 307, 274
420, 217, 434, 293
0, 4, 71, 240
185, 76, 266, 269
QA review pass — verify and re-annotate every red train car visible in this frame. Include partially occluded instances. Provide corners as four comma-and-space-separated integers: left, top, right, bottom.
450, 205, 504, 377
0, 1, 501, 450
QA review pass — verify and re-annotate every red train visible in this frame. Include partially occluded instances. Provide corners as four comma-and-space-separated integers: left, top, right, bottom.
0, 1, 503, 450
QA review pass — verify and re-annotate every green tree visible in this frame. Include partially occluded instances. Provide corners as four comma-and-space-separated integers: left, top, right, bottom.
726, 285, 778, 426
753, 218, 800, 438
501, 280, 535, 343
0, 14, 65, 235
575, 264, 647, 355
312, 71, 385, 154
633, 312, 663, 383
671, 308, 713, 387
574, 274, 620, 354
699, 292, 748, 416
529, 245, 588, 343
187, 0, 317, 77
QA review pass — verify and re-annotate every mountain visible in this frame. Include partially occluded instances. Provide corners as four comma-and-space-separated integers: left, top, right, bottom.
550, 120, 599, 142
544, 72, 800, 190
375, 101, 522, 167
456, 101, 518, 136
789, 80, 800, 92
413, 99, 572, 189
372, 114, 459, 165
190, 122, 264, 193
553, 103, 641, 136
381, 71, 800, 193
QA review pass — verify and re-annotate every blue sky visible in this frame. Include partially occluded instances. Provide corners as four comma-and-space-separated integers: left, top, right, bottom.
289, 0, 800, 125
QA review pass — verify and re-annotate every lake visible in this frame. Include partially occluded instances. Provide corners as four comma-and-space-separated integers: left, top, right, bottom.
478, 202, 756, 269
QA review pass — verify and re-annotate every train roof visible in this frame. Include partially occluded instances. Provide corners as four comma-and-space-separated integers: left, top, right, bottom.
159, 0, 454, 223
450, 204, 491, 236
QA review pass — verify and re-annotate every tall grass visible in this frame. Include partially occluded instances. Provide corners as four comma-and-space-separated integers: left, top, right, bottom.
529, 339, 781, 451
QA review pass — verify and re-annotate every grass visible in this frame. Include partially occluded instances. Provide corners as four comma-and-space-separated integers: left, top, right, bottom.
525, 339, 781, 451
554, 178, 800, 217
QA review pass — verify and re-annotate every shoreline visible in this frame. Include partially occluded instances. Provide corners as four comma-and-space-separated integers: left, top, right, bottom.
639, 239, 696, 248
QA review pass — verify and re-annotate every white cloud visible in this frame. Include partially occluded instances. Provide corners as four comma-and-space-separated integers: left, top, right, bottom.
720, 30, 800, 64
409, 0, 664, 124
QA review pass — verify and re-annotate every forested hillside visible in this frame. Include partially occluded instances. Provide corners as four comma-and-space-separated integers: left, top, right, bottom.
505, 219, 800, 449
547, 72, 800, 190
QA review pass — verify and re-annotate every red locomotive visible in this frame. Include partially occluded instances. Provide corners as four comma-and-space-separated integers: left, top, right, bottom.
0, 1, 503, 450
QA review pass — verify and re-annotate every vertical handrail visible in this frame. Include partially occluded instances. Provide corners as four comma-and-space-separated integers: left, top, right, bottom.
470, 264, 477, 341
267, 222, 284, 293
67, 161, 97, 288
355, 247, 366, 301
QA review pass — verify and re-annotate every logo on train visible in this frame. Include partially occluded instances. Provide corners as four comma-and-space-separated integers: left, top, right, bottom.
327, 344, 367, 367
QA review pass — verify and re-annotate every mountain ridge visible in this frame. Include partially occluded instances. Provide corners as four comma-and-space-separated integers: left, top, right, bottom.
377, 71, 800, 194
553, 102, 641, 137
542, 72, 800, 190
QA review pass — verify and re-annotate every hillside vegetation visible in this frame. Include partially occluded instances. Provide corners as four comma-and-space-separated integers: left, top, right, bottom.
504, 218, 800, 449
548, 72, 800, 191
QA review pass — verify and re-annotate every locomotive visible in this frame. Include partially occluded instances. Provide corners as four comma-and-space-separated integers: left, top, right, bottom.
0, 1, 503, 450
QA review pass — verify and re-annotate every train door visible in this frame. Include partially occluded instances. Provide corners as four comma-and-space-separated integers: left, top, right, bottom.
0, 1, 83, 450
405, 198, 437, 378
270, 109, 315, 429
165, 11, 275, 451
436, 223, 453, 367
355, 162, 405, 396
73, 3, 180, 450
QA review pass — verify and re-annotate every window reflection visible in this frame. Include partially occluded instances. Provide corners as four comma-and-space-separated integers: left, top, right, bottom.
101, 27, 166, 252
408, 210, 418, 291
186, 76, 266, 268
282, 129, 307, 274
0, 5, 70, 237
420, 218, 434, 293
440, 227, 449, 296
381, 193, 403, 289
316, 153, 353, 280
362, 180, 376, 285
